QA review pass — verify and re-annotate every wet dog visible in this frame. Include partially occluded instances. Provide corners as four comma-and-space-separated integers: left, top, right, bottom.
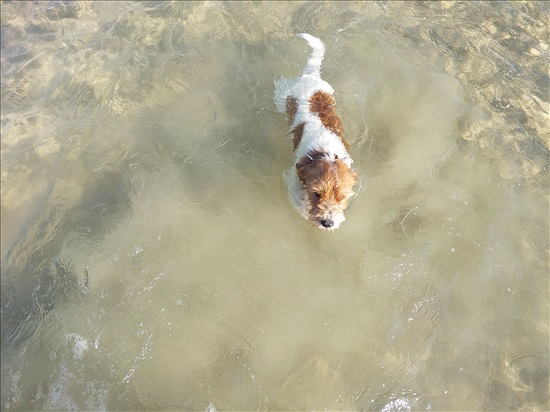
275, 33, 357, 230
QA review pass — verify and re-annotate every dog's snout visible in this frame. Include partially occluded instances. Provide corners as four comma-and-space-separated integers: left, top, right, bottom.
320, 219, 334, 228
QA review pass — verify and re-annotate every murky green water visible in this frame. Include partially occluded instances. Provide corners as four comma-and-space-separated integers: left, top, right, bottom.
1, 1, 548, 411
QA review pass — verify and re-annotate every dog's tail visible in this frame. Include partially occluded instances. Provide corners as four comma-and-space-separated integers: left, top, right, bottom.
297, 33, 325, 77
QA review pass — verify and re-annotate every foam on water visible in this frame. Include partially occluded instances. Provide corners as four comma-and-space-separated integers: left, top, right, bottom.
43, 363, 78, 411
64, 333, 89, 361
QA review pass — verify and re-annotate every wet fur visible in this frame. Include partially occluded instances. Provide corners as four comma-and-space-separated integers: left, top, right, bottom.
297, 151, 357, 228
275, 34, 357, 230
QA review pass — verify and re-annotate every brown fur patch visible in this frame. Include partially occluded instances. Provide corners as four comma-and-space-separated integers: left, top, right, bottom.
309, 91, 349, 150
296, 151, 357, 223
291, 123, 305, 151
286, 96, 298, 125
286, 96, 305, 151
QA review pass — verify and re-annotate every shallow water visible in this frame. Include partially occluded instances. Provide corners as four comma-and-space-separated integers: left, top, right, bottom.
1, 1, 548, 411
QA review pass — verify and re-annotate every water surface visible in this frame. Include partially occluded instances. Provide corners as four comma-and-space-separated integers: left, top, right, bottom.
1, 1, 548, 410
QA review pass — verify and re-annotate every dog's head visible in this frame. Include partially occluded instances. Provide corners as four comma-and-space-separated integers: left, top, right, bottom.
296, 151, 357, 230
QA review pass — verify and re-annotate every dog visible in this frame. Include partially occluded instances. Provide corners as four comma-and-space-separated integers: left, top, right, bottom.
275, 33, 357, 230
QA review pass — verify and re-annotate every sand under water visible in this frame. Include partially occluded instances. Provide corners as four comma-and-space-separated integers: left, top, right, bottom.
1, 1, 548, 410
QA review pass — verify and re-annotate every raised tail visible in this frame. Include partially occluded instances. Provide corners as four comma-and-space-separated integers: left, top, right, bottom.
297, 33, 325, 77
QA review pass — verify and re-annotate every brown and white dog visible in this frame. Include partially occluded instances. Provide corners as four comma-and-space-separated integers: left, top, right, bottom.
275, 33, 357, 230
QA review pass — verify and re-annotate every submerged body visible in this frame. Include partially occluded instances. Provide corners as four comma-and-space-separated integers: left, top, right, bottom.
275, 33, 357, 230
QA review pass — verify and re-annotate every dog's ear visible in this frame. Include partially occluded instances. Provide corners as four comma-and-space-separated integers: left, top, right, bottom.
296, 160, 307, 184
296, 153, 313, 174
295, 159, 307, 173
296, 154, 316, 185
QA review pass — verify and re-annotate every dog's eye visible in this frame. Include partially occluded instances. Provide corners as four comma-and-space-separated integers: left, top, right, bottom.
313, 192, 321, 199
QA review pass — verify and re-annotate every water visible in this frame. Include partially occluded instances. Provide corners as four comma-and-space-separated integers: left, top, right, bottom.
1, 1, 548, 410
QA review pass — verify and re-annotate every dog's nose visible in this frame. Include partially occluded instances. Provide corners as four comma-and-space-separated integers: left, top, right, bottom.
320, 219, 334, 228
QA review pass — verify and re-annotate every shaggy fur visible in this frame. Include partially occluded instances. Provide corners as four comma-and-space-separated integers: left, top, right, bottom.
275, 33, 357, 230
